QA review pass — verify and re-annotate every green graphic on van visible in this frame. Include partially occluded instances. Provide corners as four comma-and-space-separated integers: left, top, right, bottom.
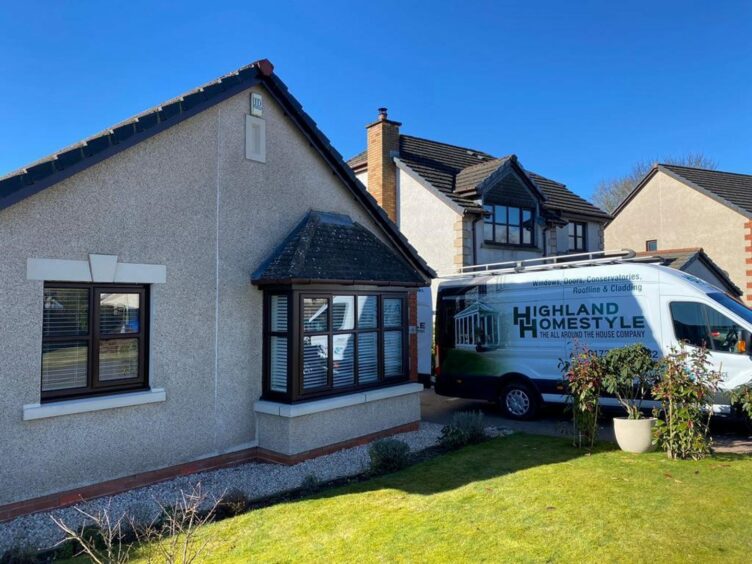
513, 302, 646, 338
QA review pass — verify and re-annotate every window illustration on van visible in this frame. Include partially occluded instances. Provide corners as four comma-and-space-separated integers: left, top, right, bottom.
670, 301, 743, 354
453, 301, 500, 352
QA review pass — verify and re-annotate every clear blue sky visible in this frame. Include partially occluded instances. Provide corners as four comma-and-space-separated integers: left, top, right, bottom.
2, 1, 750, 199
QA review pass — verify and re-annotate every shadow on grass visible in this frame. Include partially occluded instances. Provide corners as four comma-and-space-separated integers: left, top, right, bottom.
305, 433, 613, 501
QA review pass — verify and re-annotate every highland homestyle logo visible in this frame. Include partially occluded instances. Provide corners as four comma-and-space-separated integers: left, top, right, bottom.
512, 302, 646, 339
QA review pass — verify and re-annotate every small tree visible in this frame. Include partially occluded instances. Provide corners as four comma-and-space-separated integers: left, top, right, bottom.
602, 344, 658, 419
560, 346, 605, 449
652, 345, 722, 460
593, 153, 717, 213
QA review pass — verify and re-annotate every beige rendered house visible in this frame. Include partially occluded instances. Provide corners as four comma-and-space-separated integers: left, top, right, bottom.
606, 164, 752, 302
0, 60, 433, 518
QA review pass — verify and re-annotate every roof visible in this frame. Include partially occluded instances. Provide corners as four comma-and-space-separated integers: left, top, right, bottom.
0, 59, 434, 282
348, 134, 610, 220
251, 211, 426, 286
612, 164, 752, 220
635, 247, 742, 297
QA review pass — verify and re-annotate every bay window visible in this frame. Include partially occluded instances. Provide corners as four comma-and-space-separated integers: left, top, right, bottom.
263, 290, 409, 402
41, 283, 148, 401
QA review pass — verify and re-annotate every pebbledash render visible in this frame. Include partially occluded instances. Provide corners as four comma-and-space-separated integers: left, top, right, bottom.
0, 60, 433, 513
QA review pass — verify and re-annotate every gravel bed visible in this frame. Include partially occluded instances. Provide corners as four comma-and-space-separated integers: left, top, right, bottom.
3, 422, 499, 554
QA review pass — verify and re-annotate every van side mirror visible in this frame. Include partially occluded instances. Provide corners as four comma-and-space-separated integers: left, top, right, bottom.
739, 329, 752, 355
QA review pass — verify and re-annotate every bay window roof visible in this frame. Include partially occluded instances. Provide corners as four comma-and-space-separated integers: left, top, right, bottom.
252, 211, 427, 287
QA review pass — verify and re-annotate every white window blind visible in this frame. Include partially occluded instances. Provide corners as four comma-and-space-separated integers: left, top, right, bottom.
357, 332, 378, 383
42, 342, 88, 391
98, 339, 138, 381
384, 331, 403, 377
303, 335, 328, 389
43, 288, 89, 337
383, 298, 403, 328
357, 295, 377, 329
333, 333, 355, 388
270, 295, 288, 393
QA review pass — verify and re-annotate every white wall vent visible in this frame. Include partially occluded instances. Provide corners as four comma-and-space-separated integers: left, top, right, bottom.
245, 115, 266, 163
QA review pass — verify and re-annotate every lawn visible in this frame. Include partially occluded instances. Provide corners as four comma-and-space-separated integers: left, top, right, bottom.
133, 434, 752, 563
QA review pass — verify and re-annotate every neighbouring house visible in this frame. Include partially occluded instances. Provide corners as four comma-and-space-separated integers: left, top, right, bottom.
347, 109, 610, 377
0, 60, 434, 516
606, 164, 752, 302
634, 248, 742, 298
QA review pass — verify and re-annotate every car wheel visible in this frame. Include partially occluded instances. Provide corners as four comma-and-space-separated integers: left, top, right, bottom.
499, 382, 539, 420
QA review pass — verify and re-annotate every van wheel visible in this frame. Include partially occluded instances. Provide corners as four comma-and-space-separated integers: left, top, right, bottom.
499, 383, 539, 420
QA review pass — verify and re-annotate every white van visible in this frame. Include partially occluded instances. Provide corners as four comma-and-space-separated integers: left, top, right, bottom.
434, 252, 752, 420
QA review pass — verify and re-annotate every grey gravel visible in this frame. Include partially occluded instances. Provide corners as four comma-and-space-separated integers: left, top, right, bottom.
0, 422, 514, 554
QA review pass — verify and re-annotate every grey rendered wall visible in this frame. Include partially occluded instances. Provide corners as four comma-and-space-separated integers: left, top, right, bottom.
0, 85, 390, 505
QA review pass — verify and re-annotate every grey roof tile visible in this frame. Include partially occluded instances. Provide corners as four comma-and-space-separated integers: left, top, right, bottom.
660, 164, 752, 216
252, 211, 425, 286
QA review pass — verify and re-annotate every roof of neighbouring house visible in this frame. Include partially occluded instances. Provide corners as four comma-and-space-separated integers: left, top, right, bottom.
634, 247, 742, 297
251, 211, 426, 286
0, 59, 434, 282
348, 134, 610, 221
612, 164, 752, 220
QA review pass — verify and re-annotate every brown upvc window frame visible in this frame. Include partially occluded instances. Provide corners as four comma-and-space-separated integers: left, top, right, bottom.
41, 282, 149, 402
483, 204, 536, 247
262, 288, 409, 404
568, 221, 587, 252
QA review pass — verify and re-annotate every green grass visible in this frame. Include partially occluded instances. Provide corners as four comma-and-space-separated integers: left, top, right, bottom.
132, 434, 752, 563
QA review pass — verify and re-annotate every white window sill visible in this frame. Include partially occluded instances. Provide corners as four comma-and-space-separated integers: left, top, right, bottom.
23, 388, 166, 421
254, 382, 423, 418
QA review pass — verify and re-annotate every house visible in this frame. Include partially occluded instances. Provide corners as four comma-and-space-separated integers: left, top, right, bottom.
347, 110, 610, 377
606, 164, 752, 302
0, 60, 434, 516
634, 248, 742, 298
347, 109, 611, 279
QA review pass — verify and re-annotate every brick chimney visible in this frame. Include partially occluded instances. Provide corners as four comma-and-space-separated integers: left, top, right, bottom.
366, 107, 401, 222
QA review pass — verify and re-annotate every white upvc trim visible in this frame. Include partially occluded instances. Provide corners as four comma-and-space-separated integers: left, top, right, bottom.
23, 388, 166, 421
27, 255, 166, 284
254, 382, 424, 418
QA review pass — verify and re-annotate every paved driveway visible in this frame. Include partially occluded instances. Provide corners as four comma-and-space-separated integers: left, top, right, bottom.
420, 388, 752, 452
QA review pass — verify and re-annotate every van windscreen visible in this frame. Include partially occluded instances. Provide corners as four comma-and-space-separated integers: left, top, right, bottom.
708, 292, 752, 325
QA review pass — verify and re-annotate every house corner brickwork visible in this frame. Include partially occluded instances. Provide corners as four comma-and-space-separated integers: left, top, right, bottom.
453, 216, 474, 270
745, 221, 752, 302
546, 226, 558, 256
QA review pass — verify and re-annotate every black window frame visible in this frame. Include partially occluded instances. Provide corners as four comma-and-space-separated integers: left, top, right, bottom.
568, 221, 587, 252
646, 239, 658, 252
262, 288, 409, 403
483, 204, 536, 247
41, 282, 149, 402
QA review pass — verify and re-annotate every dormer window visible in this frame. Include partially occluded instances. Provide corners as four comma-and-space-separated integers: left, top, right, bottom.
483, 204, 535, 247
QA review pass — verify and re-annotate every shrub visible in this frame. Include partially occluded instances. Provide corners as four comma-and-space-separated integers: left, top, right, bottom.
439, 411, 487, 450
602, 344, 659, 419
560, 346, 605, 449
299, 474, 320, 495
215, 487, 250, 519
730, 383, 752, 422
652, 345, 722, 460
0, 547, 38, 564
368, 439, 410, 475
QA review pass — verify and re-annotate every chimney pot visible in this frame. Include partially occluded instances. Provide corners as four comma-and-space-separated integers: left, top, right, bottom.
378, 107, 388, 121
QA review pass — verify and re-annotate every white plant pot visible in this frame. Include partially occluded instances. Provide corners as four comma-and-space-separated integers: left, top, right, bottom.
613, 417, 656, 454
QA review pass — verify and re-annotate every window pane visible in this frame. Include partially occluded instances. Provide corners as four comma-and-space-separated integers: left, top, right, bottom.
568, 222, 575, 237
522, 225, 532, 245
522, 209, 532, 223
494, 206, 507, 225
303, 335, 328, 389
303, 298, 328, 332
332, 296, 354, 331
333, 333, 355, 387
358, 332, 378, 383
384, 331, 403, 377
270, 295, 288, 332
706, 307, 742, 353
43, 288, 89, 337
357, 296, 377, 329
670, 302, 711, 348
98, 339, 139, 381
383, 298, 403, 328
270, 336, 288, 392
100, 293, 140, 335
494, 226, 507, 244
646, 240, 658, 252
42, 342, 88, 391
508, 207, 520, 226
509, 225, 521, 245
483, 222, 494, 242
